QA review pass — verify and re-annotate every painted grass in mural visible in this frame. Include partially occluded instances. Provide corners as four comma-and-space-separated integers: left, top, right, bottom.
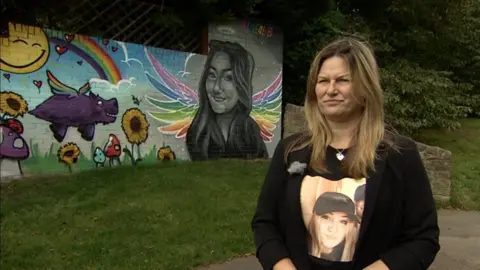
22, 140, 176, 174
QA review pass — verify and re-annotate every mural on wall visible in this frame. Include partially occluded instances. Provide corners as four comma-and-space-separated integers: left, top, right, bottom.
121, 108, 149, 166
57, 142, 81, 173
29, 70, 119, 142
0, 20, 283, 179
157, 144, 176, 161
0, 24, 50, 74
0, 91, 30, 176
144, 21, 283, 161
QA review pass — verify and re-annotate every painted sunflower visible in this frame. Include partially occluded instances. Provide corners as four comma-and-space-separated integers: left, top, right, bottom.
157, 145, 176, 161
0, 91, 28, 117
121, 108, 149, 145
58, 142, 81, 166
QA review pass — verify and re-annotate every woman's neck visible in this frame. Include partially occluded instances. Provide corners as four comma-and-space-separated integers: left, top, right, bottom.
215, 110, 235, 141
328, 117, 360, 149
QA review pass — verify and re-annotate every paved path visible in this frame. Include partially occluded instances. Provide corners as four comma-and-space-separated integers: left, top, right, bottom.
197, 210, 480, 270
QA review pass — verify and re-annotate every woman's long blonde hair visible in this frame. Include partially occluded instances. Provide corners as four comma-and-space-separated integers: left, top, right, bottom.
285, 36, 394, 178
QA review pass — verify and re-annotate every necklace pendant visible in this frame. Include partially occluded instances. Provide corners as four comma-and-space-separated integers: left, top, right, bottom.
336, 152, 345, 161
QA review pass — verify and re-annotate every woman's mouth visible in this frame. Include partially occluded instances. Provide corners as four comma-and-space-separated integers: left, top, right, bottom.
324, 99, 343, 104
212, 96, 227, 102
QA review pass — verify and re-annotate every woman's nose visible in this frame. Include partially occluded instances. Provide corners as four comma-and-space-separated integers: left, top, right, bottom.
326, 81, 337, 95
213, 78, 222, 93
327, 222, 336, 232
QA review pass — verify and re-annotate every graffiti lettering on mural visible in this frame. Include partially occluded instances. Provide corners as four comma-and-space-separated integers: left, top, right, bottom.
157, 143, 176, 161
242, 21, 274, 38
144, 40, 282, 160
121, 108, 149, 166
0, 91, 30, 177
57, 142, 81, 173
0, 23, 50, 74
29, 70, 119, 142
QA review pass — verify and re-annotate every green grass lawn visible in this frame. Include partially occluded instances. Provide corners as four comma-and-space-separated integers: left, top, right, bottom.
414, 118, 480, 210
1, 160, 268, 270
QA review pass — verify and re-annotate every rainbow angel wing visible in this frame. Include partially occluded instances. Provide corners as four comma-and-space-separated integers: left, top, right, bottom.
251, 70, 283, 142
143, 49, 199, 138
46, 70, 91, 97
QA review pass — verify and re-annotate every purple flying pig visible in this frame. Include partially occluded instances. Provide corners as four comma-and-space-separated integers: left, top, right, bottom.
29, 70, 119, 142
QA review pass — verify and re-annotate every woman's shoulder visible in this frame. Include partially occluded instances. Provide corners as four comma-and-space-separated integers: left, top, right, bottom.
388, 133, 419, 153
384, 132, 422, 165
278, 132, 310, 149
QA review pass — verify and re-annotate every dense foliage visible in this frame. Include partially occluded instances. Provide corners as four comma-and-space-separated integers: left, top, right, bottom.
255, 0, 480, 134
3, 0, 478, 134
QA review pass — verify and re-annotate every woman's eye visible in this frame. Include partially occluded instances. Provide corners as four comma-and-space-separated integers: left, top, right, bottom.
224, 74, 233, 81
208, 72, 216, 79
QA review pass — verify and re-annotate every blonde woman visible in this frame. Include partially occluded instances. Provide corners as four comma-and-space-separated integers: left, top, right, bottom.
251, 37, 440, 270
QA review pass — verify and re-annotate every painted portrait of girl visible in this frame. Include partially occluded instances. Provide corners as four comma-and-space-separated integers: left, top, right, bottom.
307, 191, 360, 262
186, 39, 268, 160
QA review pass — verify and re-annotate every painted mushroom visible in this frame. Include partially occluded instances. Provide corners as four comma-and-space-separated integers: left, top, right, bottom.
0, 119, 30, 176
103, 134, 122, 167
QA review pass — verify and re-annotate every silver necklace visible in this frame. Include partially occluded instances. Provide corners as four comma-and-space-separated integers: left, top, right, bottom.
335, 148, 346, 161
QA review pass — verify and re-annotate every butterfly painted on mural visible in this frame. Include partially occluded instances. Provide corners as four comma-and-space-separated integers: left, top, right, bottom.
132, 95, 141, 106
143, 50, 282, 142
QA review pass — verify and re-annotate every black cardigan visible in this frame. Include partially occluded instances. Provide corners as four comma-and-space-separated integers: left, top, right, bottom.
251, 133, 440, 270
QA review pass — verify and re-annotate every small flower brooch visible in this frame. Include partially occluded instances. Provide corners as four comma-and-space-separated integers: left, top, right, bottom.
287, 161, 307, 175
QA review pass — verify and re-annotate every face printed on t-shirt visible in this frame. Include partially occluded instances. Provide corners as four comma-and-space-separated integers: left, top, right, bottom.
300, 175, 366, 262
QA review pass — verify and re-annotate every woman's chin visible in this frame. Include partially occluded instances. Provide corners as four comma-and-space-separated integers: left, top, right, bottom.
322, 110, 347, 120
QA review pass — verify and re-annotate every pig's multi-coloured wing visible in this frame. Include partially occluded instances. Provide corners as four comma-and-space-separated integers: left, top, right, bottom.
46, 70, 91, 96
251, 70, 282, 142
143, 49, 199, 138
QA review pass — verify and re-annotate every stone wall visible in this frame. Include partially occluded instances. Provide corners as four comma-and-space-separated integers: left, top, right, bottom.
283, 103, 452, 201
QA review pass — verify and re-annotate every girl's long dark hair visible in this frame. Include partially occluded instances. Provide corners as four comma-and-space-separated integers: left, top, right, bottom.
186, 39, 268, 160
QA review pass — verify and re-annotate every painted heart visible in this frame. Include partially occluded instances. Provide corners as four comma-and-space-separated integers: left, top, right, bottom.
65, 34, 75, 42
33, 80, 43, 88
55, 45, 68, 55
103, 39, 109, 46
111, 46, 118, 52
3, 73, 10, 80
77, 60, 83, 65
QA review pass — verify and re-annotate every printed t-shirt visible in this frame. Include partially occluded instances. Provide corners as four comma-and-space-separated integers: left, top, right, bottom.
299, 146, 367, 270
